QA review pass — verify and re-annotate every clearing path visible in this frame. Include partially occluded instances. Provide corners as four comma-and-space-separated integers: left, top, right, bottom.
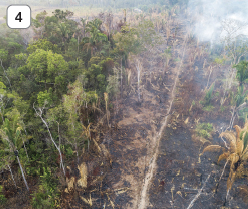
137, 33, 188, 209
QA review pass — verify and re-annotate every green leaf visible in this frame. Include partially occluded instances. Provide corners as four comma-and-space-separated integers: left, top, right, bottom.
243, 132, 248, 151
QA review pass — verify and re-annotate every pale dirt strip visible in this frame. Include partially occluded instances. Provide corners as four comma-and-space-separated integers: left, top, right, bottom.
137, 33, 188, 209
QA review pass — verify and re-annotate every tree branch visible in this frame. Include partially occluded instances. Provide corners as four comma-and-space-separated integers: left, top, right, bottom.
186, 173, 211, 209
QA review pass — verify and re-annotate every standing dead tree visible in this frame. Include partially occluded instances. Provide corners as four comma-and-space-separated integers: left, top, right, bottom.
219, 19, 248, 121
135, 59, 142, 103
221, 19, 248, 66
33, 102, 66, 177
220, 19, 248, 93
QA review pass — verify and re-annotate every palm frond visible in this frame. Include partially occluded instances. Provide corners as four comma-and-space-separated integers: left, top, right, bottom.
81, 123, 92, 139
217, 152, 229, 164
236, 138, 244, 156
241, 150, 248, 161
201, 145, 222, 154
234, 125, 241, 139
227, 169, 236, 191
220, 132, 236, 151
229, 153, 239, 169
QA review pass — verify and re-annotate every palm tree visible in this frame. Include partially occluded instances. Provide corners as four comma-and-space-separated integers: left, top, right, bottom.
201, 122, 248, 201
82, 19, 108, 56
0, 118, 29, 191
56, 22, 70, 51
0, 144, 17, 189
80, 18, 87, 38
86, 18, 102, 31
84, 28, 107, 53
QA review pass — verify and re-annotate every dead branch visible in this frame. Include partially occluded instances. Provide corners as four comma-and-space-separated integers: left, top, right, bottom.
186, 173, 211, 209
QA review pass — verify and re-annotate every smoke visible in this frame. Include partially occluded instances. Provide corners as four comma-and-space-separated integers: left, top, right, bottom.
188, 0, 248, 44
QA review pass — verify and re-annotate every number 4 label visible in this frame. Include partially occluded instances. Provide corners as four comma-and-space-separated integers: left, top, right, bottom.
15, 12, 23, 22
7, 5, 31, 29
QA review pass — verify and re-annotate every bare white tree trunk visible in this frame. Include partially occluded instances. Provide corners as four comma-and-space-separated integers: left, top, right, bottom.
88, 121, 91, 151
215, 160, 228, 193
33, 104, 65, 176
21, 137, 29, 162
7, 164, 17, 189
186, 173, 211, 209
225, 189, 230, 206
206, 67, 213, 89
229, 107, 236, 129
16, 155, 29, 191
135, 59, 142, 103
230, 112, 237, 129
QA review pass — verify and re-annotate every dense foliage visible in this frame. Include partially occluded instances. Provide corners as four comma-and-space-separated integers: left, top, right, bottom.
0, 8, 161, 207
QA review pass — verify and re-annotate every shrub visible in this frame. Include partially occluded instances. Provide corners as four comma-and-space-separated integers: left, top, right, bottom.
0, 185, 6, 206
202, 105, 215, 112
195, 123, 213, 139
203, 83, 215, 106
31, 167, 59, 209
66, 146, 73, 158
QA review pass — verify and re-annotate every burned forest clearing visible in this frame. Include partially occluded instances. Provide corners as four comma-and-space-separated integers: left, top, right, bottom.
1, 1, 248, 208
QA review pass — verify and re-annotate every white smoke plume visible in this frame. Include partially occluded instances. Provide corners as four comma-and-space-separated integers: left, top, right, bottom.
188, 0, 248, 44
